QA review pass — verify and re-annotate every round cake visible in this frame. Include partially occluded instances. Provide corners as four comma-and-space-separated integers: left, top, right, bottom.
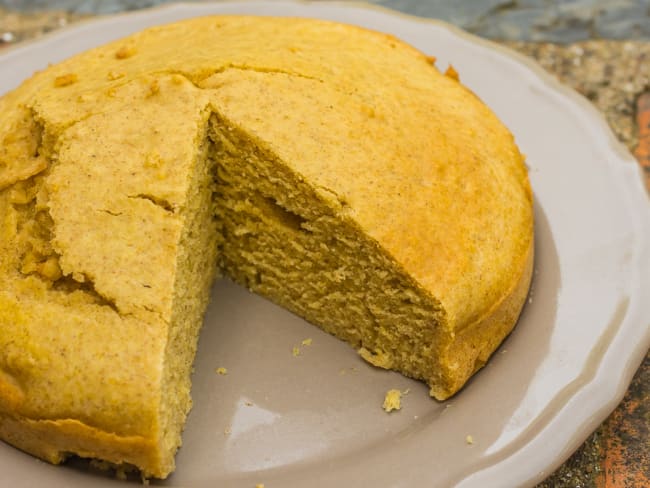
0, 16, 534, 478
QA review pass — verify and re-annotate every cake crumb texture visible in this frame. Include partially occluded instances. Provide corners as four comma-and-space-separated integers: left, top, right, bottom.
383, 389, 403, 413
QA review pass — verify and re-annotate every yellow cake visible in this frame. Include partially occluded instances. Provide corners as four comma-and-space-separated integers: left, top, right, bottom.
0, 16, 534, 478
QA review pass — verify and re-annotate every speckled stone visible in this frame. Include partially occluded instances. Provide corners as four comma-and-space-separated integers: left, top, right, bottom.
601, 353, 650, 487
0, 6, 85, 44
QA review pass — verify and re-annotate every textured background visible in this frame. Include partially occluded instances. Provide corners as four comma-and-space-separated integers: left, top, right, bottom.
1, 0, 650, 41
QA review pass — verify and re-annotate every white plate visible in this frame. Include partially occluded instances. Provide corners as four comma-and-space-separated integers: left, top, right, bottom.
1, 2, 649, 487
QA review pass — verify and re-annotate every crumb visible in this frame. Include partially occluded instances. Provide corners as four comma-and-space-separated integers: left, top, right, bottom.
215, 367, 227, 375
466, 435, 474, 445
444, 64, 460, 81
39, 256, 62, 281
71, 272, 85, 283
244, 401, 254, 407
224, 426, 231, 435
402, 388, 410, 395
255, 484, 265, 488
292, 346, 300, 357
115, 45, 137, 59
301, 338, 312, 346
107, 71, 125, 81
54, 73, 78, 87
148, 79, 160, 97
382, 389, 402, 412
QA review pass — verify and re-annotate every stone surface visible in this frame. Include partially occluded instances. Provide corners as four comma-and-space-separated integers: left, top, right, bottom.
600, 352, 650, 487
0, 0, 649, 41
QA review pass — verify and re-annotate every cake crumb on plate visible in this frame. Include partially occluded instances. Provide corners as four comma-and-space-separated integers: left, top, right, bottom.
383, 389, 402, 412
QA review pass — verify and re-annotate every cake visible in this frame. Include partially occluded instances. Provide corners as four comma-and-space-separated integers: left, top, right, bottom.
0, 16, 534, 478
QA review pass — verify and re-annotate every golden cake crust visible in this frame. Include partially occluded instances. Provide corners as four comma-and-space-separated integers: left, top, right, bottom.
0, 16, 534, 478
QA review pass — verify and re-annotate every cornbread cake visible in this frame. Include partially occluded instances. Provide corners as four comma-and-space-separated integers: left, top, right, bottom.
0, 16, 534, 478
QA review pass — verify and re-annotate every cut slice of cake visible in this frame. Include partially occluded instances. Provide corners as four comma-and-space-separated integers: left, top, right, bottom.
0, 16, 534, 478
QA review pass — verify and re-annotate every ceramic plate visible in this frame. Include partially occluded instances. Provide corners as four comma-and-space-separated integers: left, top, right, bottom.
1, 2, 648, 487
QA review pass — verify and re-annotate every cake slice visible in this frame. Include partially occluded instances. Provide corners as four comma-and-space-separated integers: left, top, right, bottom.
0, 16, 533, 478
